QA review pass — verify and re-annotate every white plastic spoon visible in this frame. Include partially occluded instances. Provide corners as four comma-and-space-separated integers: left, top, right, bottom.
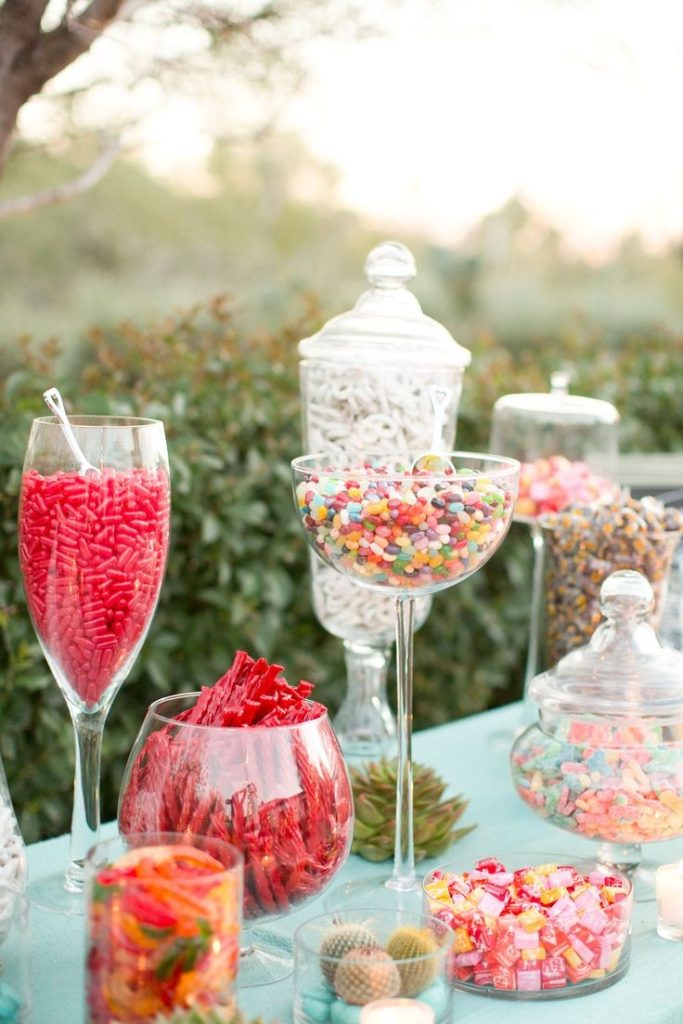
43, 387, 100, 476
411, 386, 455, 474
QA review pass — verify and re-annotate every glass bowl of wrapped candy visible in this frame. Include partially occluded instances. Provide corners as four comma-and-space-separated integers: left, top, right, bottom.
511, 570, 683, 893
423, 853, 632, 999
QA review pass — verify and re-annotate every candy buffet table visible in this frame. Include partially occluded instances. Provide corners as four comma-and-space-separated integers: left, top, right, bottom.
26, 703, 683, 1024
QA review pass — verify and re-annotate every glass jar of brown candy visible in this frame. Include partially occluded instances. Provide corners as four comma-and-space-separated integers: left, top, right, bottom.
541, 495, 683, 665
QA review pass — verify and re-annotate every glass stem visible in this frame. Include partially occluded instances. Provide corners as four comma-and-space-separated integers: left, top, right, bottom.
597, 841, 643, 874
65, 706, 108, 892
390, 595, 416, 891
333, 640, 395, 760
520, 521, 545, 725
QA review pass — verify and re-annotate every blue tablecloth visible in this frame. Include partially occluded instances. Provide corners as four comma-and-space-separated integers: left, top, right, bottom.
26, 703, 683, 1024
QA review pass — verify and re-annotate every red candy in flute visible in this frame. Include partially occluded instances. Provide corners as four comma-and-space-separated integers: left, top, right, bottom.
19, 467, 170, 708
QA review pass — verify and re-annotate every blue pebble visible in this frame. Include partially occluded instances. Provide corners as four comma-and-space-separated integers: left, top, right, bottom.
415, 981, 450, 1016
0, 984, 20, 1024
330, 1000, 362, 1024
303, 991, 335, 1024
302, 986, 335, 1005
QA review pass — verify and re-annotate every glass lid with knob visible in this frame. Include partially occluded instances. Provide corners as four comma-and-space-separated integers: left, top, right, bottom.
490, 372, 620, 521
299, 240, 472, 367
529, 569, 683, 731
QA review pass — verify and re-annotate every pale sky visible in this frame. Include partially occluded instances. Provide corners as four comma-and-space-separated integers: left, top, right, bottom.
282, 0, 683, 255
23, 0, 683, 257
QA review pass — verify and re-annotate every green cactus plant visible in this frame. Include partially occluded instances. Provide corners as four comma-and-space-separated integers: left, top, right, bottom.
386, 925, 440, 997
319, 923, 381, 985
333, 947, 401, 1005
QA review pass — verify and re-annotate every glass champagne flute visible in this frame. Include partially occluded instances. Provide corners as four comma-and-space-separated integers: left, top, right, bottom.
292, 451, 519, 910
18, 414, 170, 914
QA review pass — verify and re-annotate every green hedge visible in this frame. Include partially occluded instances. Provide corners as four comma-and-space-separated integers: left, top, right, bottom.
2, 301, 683, 841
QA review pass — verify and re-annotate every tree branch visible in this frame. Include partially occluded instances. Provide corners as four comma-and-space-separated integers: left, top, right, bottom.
30, 0, 132, 89
0, 137, 120, 221
0, 0, 50, 79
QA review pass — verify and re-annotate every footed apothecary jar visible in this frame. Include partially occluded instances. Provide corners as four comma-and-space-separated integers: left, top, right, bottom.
511, 570, 683, 889
298, 242, 471, 757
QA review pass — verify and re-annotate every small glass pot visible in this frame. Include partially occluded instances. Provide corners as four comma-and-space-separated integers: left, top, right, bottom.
511, 570, 683, 890
293, 908, 453, 1024
85, 833, 242, 1024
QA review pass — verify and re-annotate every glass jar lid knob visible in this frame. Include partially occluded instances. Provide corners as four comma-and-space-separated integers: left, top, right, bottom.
364, 241, 416, 290
600, 570, 655, 623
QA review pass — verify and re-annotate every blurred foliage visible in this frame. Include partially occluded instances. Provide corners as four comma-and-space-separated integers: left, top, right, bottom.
1, 300, 683, 841
2, 147, 683, 365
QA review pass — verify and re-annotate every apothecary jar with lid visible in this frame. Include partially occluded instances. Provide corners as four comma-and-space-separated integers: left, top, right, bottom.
298, 242, 471, 758
511, 569, 683, 896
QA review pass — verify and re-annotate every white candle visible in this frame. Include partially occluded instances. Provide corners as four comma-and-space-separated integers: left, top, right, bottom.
655, 861, 683, 939
359, 998, 435, 1024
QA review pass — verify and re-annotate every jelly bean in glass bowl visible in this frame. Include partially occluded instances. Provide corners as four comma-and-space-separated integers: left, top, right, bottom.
422, 852, 633, 999
511, 569, 683, 900
292, 451, 519, 912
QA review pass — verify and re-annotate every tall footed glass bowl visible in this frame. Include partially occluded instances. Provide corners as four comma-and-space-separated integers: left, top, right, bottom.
292, 451, 520, 910
118, 692, 354, 986
18, 415, 170, 914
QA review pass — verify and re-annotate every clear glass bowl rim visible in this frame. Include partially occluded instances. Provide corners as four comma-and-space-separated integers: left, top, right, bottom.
86, 830, 244, 885
33, 414, 164, 429
422, 850, 634, 900
293, 906, 452, 961
291, 451, 520, 485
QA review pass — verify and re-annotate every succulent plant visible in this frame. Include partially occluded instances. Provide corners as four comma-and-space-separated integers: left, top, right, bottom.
351, 758, 475, 862
319, 922, 382, 984
333, 947, 401, 1005
386, 925, 439, 997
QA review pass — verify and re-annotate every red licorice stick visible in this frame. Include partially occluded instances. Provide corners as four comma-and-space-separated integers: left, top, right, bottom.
19, 467, 170, 708
120, 651, 350, 919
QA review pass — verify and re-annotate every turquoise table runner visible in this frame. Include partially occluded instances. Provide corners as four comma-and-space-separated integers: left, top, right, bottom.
26, 703, 683, 1023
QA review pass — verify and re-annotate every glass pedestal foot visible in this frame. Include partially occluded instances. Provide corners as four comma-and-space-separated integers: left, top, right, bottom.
27, 872, 85, 916
238, 930, 294, 987
322, 874, 424, 914
597, 842, 656, 902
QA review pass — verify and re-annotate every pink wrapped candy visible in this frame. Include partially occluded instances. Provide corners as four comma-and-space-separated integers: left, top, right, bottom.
423, 857, 632, 998
515, 456, 614, 520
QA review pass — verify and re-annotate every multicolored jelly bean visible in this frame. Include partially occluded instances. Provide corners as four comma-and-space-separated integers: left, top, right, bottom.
295, 469, 515, 592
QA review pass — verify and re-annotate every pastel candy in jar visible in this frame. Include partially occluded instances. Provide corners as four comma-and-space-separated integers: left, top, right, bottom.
511, 570, 683, 850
